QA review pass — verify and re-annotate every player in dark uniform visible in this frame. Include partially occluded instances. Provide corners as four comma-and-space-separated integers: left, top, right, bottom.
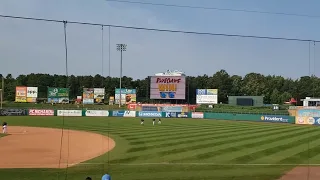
153, 119, 156, 125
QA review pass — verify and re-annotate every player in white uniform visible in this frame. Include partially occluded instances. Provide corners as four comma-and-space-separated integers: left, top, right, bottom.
158, 118, 161, 124
2, 122, 7, 134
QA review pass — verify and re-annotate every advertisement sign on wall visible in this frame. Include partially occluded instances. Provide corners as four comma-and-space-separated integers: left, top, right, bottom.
150, 76, 186, 99
192, 112, 204, 119
196, 89, 218, 104
83, 88, 94, 104
115, 89, 136, 105
123, 111, 136, 117
85, 110, 109, 117
26, 87, 38, 103
57, 110, 82, 116
15, 86, 27, 102
29, 109, 54, 116
94, 88, 105, 104
260, 115, 289, 123
0, 109, 27, 116
138, 111, 162, 117
112, 111, 125, 117
296, 109, 320, 125
47, 87, 69, 103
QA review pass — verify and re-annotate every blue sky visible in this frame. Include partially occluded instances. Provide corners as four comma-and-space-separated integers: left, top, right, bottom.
0, 0, 320, 79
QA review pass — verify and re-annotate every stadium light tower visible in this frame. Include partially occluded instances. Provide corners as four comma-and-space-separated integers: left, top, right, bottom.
116, 44, 127, 107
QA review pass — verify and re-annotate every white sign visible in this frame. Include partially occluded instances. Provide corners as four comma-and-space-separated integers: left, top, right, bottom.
27, 87, 38, 98
192, 112, 204, 119
85, 110, 109, 117
57, 110, 82, 117
94, 88, 105, 98
29, 109, 54, 116
124, 111, 136, 117
196, 95, 218, 104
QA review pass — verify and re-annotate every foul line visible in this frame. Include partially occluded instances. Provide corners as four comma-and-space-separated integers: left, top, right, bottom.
70, 162, 320, 166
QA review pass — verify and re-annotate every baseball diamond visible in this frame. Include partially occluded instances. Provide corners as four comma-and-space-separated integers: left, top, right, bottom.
0, 116, 319, 180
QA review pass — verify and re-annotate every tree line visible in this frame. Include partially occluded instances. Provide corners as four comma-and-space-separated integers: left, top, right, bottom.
0, 69, 319, 105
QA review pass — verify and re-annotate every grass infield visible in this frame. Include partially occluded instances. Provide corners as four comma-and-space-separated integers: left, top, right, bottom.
0, 116, 318, 180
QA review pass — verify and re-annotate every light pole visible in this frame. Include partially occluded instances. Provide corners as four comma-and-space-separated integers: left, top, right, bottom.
0, 89, 2, 109
116, 44, 127, 107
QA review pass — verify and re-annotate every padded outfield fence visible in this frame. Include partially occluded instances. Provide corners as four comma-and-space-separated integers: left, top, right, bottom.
0, 108, 296, 124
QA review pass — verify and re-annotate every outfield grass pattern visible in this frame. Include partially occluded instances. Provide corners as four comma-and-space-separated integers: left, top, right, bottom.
0, 117, 318, 180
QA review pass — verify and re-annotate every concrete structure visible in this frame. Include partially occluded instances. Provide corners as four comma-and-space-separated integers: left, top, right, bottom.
301, 97, 320, 107
228, 96, 264, 106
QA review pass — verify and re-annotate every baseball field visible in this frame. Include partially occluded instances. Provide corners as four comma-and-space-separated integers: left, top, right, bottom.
0, 116, 319, 180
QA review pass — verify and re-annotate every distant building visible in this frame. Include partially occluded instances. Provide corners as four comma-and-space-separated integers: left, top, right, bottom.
301, 97, 320, 107
228, 96, 264, 106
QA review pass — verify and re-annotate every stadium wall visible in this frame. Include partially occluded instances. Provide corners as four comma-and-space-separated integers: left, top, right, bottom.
0, 108, 296, 124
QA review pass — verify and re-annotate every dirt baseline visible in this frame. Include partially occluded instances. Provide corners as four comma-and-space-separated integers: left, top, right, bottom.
0, 126, 115, 169
279, 166, 320, 180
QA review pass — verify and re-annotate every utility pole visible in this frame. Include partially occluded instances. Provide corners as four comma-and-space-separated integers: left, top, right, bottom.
116, 44, 127, 107
1, 77, 4, 109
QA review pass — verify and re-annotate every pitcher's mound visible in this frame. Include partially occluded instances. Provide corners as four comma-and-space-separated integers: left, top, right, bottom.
279, 166, 320, 180
0, 126, 115, 169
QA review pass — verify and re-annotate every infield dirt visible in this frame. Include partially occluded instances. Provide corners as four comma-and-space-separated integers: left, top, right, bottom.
0, 126, 115, 168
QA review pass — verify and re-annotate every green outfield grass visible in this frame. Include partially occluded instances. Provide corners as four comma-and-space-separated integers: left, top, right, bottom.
0, 117, 318, 180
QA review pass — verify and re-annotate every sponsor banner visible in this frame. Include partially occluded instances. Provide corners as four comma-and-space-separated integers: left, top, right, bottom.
15, 86, 27, 102
295, 109, 320, 125
150, 76, 186, 99
57, 110, 82, 117
94, 88, 105, 103
161, 106, 183, 112
27, 87, 38, 98
123, 111, 136, 117
164, 112, 187, 118
196, 89, 218, 104
85, 110, 109, 117
48, 97, 70, 103
138, 111, 162, 117
83, 88, 94, 104
47, 87, 69, 97
165, 112, 177, 117
260, 115, 290, 123
112, 111, 125, 117
115, 89, 136, 104
192, 112, 204, 119
177, 112, 188, 118
0, 109, 27, 116
29, 109, 54, 116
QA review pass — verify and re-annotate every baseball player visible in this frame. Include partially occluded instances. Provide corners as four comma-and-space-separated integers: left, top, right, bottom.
158, 118, 161, 124
140, 119, 144, 125
2, 122, 7, 134
153, 119, 156, 126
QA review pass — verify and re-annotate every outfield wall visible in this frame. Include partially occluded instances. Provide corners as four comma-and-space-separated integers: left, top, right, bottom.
0, 108, 296, 124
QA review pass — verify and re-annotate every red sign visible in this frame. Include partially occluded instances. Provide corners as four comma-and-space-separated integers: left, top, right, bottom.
29, 109, 54, 116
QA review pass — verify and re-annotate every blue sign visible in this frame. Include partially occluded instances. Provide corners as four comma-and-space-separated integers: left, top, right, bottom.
115, 88, 136, 94
161, 106, 183, 112
177, 112, 188, 118
297, 109, 320, 117
112, 111, 125, 117
196, 89, 207, 95
260, 115, 290, 123
165, 112, 177, 117
138, 111, 162, 117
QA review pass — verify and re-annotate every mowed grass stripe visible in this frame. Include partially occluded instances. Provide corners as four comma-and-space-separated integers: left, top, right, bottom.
227, 130, 320, 164
113, 126, 301, 163
171, 127, 314, 162
157, 126, 304, 157
126, 124, 293, 153
127, 124, 291, 145
252, 134, 320, 164
121, 121, 280, 140
106, 164, 286, 180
